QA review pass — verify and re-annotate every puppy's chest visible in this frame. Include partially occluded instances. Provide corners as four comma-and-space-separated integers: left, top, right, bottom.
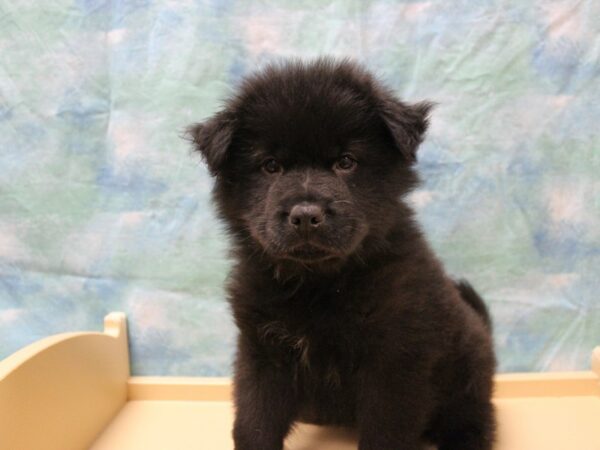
258, 303, 366, 385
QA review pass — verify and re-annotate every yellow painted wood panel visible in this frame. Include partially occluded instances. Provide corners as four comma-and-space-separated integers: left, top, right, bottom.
90, 396, 600, 450
0, 313, 129, 450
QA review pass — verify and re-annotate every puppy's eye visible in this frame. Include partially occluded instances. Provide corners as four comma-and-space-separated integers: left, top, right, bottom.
263, 158, 282, 174
335, 155, 357, 171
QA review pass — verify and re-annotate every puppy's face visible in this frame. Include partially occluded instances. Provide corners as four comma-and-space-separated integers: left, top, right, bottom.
189, 60, 431, 267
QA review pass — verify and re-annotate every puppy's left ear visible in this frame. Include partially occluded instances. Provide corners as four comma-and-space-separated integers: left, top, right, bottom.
186, 110, 236, 176
378, 96, 434, 163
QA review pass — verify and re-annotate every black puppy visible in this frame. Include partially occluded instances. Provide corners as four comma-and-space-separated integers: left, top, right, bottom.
188, 58, 496, 450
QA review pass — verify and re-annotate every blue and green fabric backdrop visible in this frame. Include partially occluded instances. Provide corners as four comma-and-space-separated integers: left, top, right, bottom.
1, 0, 599, 375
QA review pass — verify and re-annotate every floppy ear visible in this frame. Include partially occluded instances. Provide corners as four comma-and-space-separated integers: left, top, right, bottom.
187, 111, 235, 175
378, 96, 433, 163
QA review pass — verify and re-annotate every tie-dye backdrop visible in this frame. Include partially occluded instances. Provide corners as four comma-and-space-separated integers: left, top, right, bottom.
1, 0, 599, 375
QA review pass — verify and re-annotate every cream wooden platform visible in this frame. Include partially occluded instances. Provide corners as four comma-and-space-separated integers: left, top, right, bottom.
1, 313, 599, 450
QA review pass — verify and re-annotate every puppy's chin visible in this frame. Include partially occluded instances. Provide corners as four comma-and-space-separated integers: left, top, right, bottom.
281, 243, 343, 264
255, 235, 350, 266
262, 239, 365, 273
245, 221, 370, 270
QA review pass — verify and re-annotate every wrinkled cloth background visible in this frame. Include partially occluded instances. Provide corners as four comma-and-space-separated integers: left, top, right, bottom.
0, 0, 599, 375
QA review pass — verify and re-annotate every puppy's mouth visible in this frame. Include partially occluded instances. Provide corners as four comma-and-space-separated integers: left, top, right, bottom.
284, 243, 340, 263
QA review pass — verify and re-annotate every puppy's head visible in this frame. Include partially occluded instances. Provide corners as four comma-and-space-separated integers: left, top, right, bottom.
188, 59, 432, 268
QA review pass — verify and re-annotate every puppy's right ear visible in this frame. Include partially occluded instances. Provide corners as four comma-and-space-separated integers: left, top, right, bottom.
186, 111, 235, 176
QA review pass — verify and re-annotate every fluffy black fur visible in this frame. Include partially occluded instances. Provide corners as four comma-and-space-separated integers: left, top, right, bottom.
188, 58, 496, 450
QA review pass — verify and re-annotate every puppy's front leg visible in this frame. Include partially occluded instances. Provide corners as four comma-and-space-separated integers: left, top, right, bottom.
357, 360, 432, 450
232, 352, 297, 450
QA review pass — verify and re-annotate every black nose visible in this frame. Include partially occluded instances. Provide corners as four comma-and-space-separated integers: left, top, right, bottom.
288, 203, 325, 232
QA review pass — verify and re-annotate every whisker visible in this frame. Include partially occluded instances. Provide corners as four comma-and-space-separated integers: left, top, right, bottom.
330, 200, 352, 205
